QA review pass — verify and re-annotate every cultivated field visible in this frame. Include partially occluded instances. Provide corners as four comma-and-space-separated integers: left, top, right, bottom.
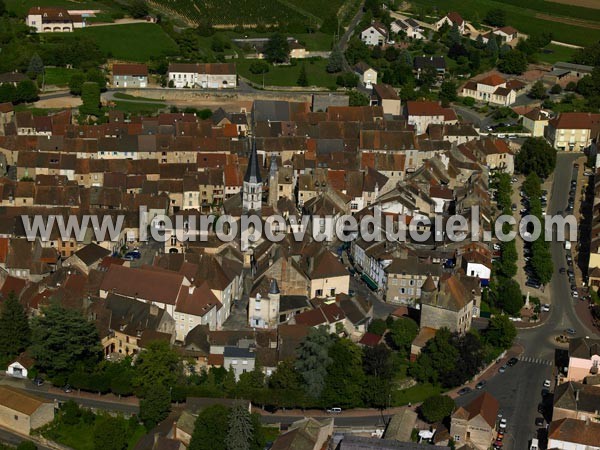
409, 0, 600, 47
547, 0, 600, 10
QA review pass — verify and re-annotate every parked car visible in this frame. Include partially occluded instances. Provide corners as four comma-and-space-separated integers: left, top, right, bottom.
584, 171, 594, 176
326, 407, 342, 414
573, 291, 579, 299
33, 378, 44, 387
63, 384, 72, 393
543, 379, 551, 388
498, 365, 507, 374
526, 279, 542, 289
458, 387, 472, 396
476, 380, 487, 389
565, 328, 576, 335
125, 250, 141, 260
507, 357, 518, 367
559, 267, 566, 274
541, 304, 550, 312
499, 419, 507, 430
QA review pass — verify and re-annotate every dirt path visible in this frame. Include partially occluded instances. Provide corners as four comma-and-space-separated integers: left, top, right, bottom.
546, 0, 600, 10
535, 13, 600, 30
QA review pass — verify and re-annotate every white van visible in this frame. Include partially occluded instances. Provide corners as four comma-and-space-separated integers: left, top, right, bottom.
530, 438, 538, 450
327, 407, 342, 414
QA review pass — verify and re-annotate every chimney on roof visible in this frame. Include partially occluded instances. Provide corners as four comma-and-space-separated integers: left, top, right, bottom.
189, 286, 195, 295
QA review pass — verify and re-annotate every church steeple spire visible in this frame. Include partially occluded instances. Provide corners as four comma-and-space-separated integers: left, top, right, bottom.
243, 138, 262, 213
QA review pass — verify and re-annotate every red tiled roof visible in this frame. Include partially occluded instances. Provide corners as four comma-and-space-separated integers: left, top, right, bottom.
407, 101, 446, 117
207, 354, 224, 366
113, 64, 148, 76
359, 332, 382, 347
447, 12, 464, 25
478, 74, 506, 86
550, 112, 600, 130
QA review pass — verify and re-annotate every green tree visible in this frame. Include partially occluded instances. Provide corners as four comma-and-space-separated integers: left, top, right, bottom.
411, 328, 459, 386
497, 277, 523, 315
349, 90, 369, 106
528, 80, 547, 99
484, 8, 506, 27
498, 49, 528, 75
27, 54, 44, 79
367, 318, 387, 336
212, 35, 225, 53
264, 33, 290, 64
387, 318, 418, 356
550, 84, 562, 95
0, 0, 6, 16
189, 404, 229, 450
15, 80, 38, 103
297, 64, 308, 87
79, 82, 101, 116
93, 416, 127, 450
362, 344, 393, 408
0, 83, 17, 103
321, 339, 365, 408
447, 24, 461, 46
295, 327, 334, 399
268, 359, 305, 408
225, 404, 254, 450
133, 340, 180, 397
485, 36, 499, 58
69, 73, 86, 95
17, 442, 37, 450
515, 137, 557, 179
128, 0, 149, 19
345, 37, 370, 65
485, 315, 517, 350
139, 385, 171, 429
439, 80, 458, 106
327, 46, 344, 74
30, 303, 101, 378
0, 293, 30, 362
86, 69, 107, 92
110, 372, 134, 397
249, 61, 269, 74
421, 395, 455, 423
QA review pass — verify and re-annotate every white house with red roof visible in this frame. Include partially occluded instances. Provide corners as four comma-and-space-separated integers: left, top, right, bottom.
26, 7, 85, 33
460, 74, 519, 106
435, 12, 465, 34
405, 100, 458, 134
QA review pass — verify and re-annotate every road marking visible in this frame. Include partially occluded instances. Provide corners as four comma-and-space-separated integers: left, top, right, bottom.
519, 356, 553, 366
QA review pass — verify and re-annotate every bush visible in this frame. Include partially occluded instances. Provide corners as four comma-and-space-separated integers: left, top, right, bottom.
550, 84, 562, 95
421, 394, 455, 423
462, 96, 475, 107
249, 61, 269, 75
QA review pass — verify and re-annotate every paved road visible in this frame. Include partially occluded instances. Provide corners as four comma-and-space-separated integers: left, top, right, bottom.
452, 104, 493, 130
0, 428, 54, 450
339, 1, 365, 72
0, 376, 139, 415
459, 152, 599, 450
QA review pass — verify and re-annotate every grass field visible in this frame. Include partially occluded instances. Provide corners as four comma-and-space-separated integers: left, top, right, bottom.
113, 93, 165, 102
44, 67, 81, 86
392, 383, 442, 406
535, 44, 577, 64
408, 0, 600, 47
45, 419, 145, 450
79, 23, 179, 61
111, 101, 168, 115
237, 58, 338, 88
